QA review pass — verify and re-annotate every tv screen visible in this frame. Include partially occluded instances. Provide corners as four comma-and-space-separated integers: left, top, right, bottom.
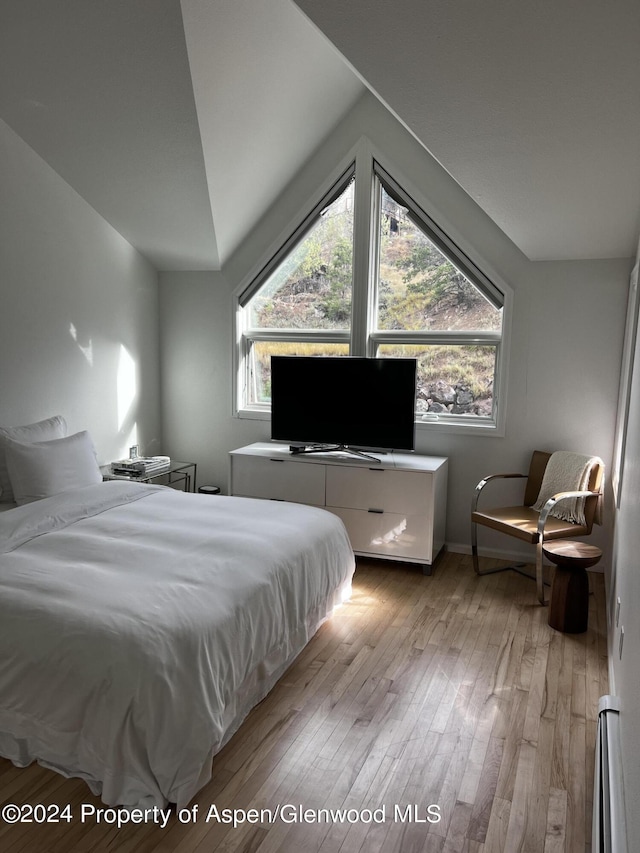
270, 356, 416, 452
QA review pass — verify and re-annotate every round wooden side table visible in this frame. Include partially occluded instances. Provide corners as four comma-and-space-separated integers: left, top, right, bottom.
543, 540, 602, 633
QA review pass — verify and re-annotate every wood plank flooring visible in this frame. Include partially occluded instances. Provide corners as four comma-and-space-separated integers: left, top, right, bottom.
0, 552, 608, 852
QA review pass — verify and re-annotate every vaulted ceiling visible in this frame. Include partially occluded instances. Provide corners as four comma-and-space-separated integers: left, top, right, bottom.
1, 0, 639, 270
294, 0, 640, 262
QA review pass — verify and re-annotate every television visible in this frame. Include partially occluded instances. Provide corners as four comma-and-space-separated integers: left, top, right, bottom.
270, 356, 416, 456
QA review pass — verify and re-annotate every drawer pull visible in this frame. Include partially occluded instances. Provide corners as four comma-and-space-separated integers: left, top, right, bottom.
269, 458, 285, 463
368, 508, 384, 514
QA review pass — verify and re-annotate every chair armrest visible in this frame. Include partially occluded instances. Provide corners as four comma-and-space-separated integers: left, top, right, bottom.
537, 490, 601, 537
472, 473, 527, 513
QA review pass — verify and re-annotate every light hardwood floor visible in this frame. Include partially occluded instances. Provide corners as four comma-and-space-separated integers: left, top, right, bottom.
0, 552, 608, 853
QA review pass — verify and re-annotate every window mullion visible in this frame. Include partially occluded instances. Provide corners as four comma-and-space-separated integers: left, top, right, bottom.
349, 142, 375, 356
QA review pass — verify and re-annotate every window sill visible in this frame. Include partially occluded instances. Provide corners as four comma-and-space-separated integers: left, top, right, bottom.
235, 408, 504, 437
415, 417, 503, 437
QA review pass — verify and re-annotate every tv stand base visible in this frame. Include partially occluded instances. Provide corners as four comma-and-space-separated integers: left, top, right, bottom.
289, 444, 383, 463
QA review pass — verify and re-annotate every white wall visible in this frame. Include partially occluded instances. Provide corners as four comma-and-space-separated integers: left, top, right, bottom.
160, 93, 630, 569
610, 241, 640, 850
431, 257, 629, 560
0, 119, 161, 464
159, 270, 266, 489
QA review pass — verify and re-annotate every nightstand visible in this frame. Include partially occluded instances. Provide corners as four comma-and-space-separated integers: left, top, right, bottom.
101, 461, 197, 493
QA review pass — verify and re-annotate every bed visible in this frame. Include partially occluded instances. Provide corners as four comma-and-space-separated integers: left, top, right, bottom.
0, 479, 355, 808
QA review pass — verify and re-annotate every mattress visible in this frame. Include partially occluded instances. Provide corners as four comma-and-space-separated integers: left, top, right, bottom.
0, 481, 355, 808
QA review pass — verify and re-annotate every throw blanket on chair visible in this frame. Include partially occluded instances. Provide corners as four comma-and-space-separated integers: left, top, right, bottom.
532, 451, 603, 525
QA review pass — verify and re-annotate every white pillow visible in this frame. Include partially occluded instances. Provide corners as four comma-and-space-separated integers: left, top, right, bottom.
0, 415, 67, 502
5, 430, 102, 505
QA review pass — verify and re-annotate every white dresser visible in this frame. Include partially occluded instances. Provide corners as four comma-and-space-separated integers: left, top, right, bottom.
229, 443, 448, 573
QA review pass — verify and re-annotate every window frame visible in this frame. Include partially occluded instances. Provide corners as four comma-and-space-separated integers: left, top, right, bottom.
368, 162, 505, 429
233, 141, 511, 435
235, 165, 356, 416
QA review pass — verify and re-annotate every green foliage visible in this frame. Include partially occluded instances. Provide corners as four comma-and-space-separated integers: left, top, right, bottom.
320, 236, 352, 323
396, 237, 481, 312
375, 226, 499, 334
296, 238, 324, 282
397, 241, 443, 279
252, 217, 353, 330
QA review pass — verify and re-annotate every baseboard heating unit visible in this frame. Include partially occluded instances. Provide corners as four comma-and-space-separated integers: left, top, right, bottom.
593, 695, 627, 853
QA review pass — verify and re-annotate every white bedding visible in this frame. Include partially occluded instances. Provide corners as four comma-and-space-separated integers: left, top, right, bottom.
0, 481, 354, 808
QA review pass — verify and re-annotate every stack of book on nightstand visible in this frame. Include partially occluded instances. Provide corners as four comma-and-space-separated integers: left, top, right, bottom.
110, 456, 171, 478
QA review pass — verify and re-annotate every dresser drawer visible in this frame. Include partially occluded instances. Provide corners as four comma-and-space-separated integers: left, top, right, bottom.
326, 507, 434, 563
326, 464, 431, 515
230, 454, 325, 505
229, 443, 447, 570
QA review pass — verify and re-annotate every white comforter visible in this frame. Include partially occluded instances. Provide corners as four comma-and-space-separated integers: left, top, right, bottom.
0, 481, 354, 808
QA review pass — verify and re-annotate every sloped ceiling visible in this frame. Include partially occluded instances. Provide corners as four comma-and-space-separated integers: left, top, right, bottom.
0, 0, 363, 271
180, 0, 364, 265
294, 0, 640, 261
0, 0, 218, 270
1, 0, 639, 270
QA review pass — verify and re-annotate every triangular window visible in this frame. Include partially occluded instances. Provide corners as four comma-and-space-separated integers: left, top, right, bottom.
236, 149, 508, 430
371, 165, 503, 420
